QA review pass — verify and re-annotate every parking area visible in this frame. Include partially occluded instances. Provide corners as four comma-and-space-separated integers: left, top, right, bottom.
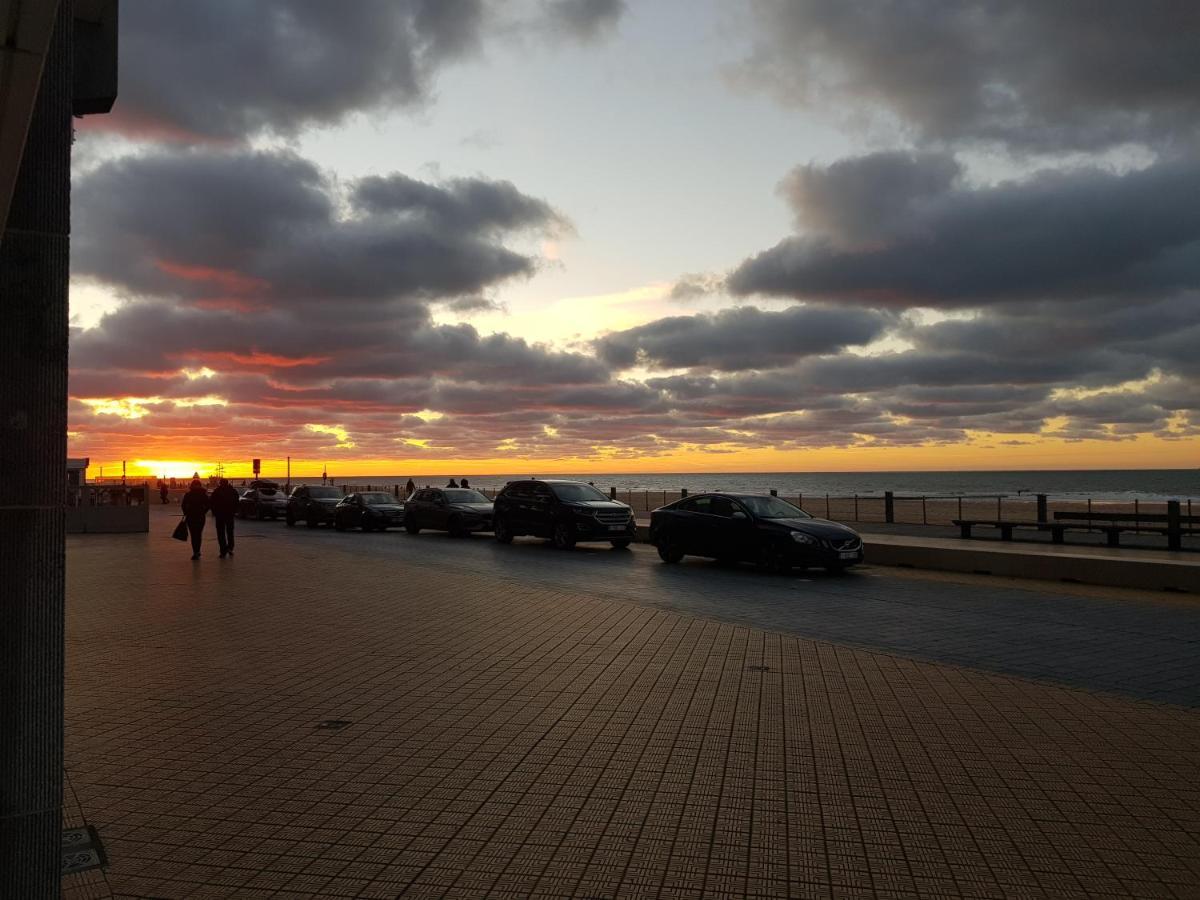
243, 511, 1200, 707
63, 508, 1200, 897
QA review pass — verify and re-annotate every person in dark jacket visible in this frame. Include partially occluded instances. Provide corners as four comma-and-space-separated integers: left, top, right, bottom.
209, 478, 240, 558
460, 477, 469, 488
180, 479, 209, 560
405, 478, 416, 499
447, 478, 459, 488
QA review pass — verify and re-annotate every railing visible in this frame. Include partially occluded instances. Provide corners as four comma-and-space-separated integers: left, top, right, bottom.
316, 483, 1197, 531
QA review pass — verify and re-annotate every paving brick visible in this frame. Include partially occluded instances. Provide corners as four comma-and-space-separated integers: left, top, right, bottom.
61, 520, 1200, 898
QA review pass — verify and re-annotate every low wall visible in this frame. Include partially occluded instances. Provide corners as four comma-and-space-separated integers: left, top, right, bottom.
65, 504, 149, 534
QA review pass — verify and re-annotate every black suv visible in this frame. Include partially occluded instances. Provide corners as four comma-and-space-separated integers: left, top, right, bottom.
286, 484, 344, 528
493, 479, 635, 549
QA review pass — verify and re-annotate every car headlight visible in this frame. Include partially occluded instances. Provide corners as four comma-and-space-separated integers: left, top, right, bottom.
790, 532, 818, 545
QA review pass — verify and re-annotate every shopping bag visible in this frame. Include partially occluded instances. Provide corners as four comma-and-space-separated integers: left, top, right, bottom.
172, 518, 189, 541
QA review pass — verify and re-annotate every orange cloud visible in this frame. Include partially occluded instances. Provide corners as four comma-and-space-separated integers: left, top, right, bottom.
155, 260, 270, 296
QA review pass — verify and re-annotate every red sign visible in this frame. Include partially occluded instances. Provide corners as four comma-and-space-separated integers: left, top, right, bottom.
252, 458, 261, 475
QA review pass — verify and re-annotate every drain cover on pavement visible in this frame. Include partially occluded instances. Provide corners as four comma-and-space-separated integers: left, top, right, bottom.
62, 825, 106, 875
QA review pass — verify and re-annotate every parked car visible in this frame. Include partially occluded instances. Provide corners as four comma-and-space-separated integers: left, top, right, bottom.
493, 479, 636, 549
286, 484, 344, 528
334, 491, 405, 531
237, 483, 288, 520
649, 492, 863, 573
405, 487, 493, 536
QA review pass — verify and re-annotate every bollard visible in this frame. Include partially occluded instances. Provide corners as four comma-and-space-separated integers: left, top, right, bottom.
1167, 500, 1181, 551
681, 488, 688, 498
884, 491, 894, 523
610, 486, 616, 500
770, 489, 777, 497
1036, 494, 1047, 523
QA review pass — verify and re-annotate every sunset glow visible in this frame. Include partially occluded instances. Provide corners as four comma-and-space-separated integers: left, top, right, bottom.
66, 2, 1199, 481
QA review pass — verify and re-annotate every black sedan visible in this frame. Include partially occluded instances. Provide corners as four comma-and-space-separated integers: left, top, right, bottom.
404, 487, 493, 536
649, 492, 863, 573
237, 483, 288, 520
334, 491, 405, 532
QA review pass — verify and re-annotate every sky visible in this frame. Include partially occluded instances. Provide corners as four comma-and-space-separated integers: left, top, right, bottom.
68, 0, 1200, 479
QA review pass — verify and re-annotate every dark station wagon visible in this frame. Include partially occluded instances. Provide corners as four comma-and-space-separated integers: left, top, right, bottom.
649, 492, 863, 573
404, 487, 494, 536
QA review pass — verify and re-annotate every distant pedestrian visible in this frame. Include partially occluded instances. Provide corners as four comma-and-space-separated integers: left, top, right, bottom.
210, 478, 239, 558
447, 478, 459, 488
460, 477, 469, 488
159, 481, 169, 504
405, 478, 416, 499
180, 479, 209, 560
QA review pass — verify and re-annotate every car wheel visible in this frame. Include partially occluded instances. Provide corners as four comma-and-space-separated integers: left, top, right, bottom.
493, 516, 514, 544
405, 520, 421, 534
552, 520, 577, 550
610, 539, 631, 549
306, 517, 317, 529
757, 544, 791, 574
285, 514, 295, 527
334, 519, 346, 532
448, 515, 466, 538
656, 533, 685, 563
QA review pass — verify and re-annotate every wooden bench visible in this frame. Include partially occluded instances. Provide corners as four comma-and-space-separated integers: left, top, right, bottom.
953, 520, 1062, 541
955, 515, 1197, 548
1053, 511, 1199, 549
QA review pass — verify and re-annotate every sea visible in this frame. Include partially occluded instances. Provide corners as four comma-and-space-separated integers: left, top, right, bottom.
275, 470, 1200, 502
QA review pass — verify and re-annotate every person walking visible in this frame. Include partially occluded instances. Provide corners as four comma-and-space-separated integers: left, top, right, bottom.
159, 481, 169, 504
405, 477, 416, 499
180, 479, 209, 560
210, 477, 239, 558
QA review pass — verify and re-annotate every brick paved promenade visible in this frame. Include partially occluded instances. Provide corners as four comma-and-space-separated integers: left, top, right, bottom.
63, 513, 1200, 897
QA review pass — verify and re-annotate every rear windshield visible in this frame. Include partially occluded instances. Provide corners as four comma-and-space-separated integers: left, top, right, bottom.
736, 495, 810, 519
444, 489, 489, 503
549, 483, 609, 502
361, 492, 396, 504
308, 487, 341, 499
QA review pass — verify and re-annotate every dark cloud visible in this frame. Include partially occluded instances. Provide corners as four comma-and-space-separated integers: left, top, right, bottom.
73, 148, 563, 306
595, 304, 891, 371
729, 154, 1200, 308
738, 0, 1200, 151
101, 0, 486, 141
543, 0, 625, 41
90, 0, 629, 143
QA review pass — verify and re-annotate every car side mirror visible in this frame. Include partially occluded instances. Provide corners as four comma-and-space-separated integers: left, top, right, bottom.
731, 510, 748, 521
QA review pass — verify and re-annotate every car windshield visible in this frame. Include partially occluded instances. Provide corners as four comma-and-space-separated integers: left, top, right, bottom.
308, 487, 341, 499
444, 489, 488, 503
736, 495, 810, 519
550, 482, 609, 502
361, 492, 395, 504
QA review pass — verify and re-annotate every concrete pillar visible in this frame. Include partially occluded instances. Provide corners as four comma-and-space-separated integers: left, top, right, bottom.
884, 491, 894, 523
1167, 500, 1181, 551
0, 2, 72, 895
1036, 494, 1048, 523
